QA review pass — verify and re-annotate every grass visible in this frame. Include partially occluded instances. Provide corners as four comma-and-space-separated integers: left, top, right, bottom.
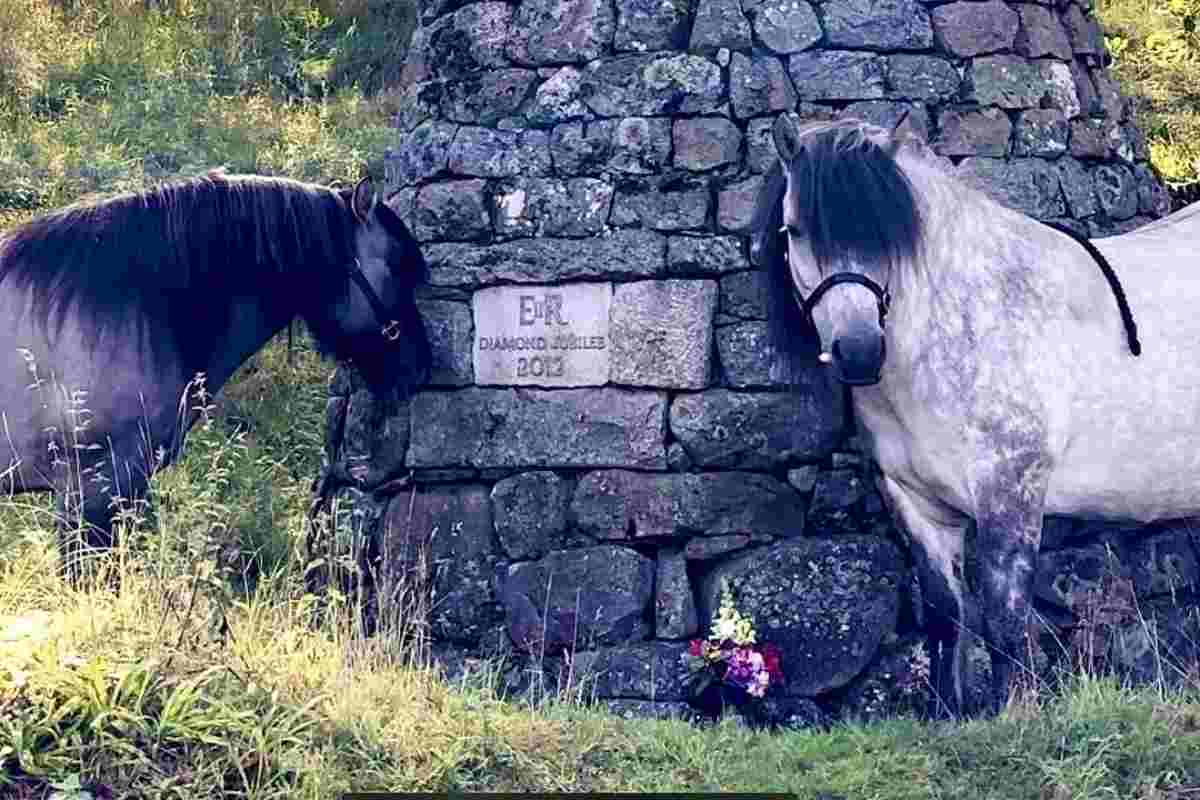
8, 550, 1200, 799
7, 0, 1200, 798
1098, 0, 1200, 186
0, 0, 407, 232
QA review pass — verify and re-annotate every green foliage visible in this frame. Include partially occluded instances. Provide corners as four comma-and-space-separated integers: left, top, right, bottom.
7, 2, 1200, 797
1100, 0, 1200, 184
0, 0, 404, 577
0, 0, 407, 224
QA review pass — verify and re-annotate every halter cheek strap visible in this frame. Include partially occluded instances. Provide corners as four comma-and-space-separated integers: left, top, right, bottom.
346, 259, 402, 341
781, 227, 892, 333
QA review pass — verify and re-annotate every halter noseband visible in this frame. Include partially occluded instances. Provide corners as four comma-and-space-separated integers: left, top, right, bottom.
798, 272, 891, 328
781, 226, 892, 331
347, 258, 403, 341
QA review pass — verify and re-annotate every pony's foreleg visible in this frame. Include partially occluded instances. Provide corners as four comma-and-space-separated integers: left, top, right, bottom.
877, 474, 972, 718
973, 472, 1047, 714
55, 456, 150, 589
56, 485, 117, 586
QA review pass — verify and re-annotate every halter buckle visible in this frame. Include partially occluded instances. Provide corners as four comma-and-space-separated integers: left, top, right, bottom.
382, 320, 402, 341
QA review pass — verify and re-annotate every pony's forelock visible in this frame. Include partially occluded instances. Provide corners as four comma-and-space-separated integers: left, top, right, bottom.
751, 119, 926, 380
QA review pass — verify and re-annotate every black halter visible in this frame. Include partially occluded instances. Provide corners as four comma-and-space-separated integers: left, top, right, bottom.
782, 222, 1141, 359
798, 272, 891, 329
346, 258, 402, 341
782, 227, 892, 333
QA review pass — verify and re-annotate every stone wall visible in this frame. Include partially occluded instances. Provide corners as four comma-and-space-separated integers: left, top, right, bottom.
307, 0, 1197, 721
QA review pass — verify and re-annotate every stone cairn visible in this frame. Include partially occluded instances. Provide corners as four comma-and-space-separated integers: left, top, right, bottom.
308, 0, 1197, 721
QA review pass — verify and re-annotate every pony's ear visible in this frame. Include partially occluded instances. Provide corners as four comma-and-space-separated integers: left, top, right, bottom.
891, 108, 926, 147
350, 177, 375, 223
772, 111, 805, 164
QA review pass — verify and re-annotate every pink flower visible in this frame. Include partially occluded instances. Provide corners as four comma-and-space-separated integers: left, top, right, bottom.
761, 643, 783, 680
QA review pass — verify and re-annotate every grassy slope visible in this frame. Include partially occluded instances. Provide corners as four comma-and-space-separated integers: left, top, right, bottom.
1099, 0, 1200, 185
5, 1, 1200, 798
7, 564, 1200, 799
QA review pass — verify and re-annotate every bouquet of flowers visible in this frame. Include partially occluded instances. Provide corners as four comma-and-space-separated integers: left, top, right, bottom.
685, 584, 783, 713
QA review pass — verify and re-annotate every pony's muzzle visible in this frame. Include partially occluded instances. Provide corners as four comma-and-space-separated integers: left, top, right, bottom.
826, 325, 886, 386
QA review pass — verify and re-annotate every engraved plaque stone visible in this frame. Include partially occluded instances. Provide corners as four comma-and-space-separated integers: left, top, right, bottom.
473, 282, 612, 386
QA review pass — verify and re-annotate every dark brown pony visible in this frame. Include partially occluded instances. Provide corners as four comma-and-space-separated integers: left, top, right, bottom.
0, 173, 430, 580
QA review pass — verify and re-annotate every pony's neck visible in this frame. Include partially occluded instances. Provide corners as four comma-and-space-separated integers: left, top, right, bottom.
200, 292, 295, 390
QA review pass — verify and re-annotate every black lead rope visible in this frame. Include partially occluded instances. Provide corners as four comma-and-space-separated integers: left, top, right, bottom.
1042, 220, 1141, 357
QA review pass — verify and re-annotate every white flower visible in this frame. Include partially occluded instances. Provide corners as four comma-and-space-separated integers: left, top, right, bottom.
715, 617, 738, 641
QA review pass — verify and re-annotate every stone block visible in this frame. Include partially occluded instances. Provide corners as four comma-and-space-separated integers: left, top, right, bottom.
615, 0, 690, 51
507, 0, 615, 64
571, 470, 806, 540
699, 536, 905, 696
425, 229, 667, 287
449, 127, 551, 178
610, 279, 717, 388
379, 484, 500, 645
1013, 109, 1069, 158
730, 52, 797, 120
823, 0, 932, 50
610, 117, 673, 174
418, 298, 473, 386
968, 56, 1079, 117
934, 107, 1012, 157
656, 546, 699, 638
690, 0, 752, 51
673, 117, 742, 171
411, 179, 491, 242
668, 235, 749, 276
503, 546, 654, 651
789, 51, 886, 100
571, 642, 691, 699
956, 157, 1065, 219
670, 387, 844, 468
612, 185, 710, 230
718, 175, 765, 234
491, 471, 573, 560
581, 54, 724, 116
931, 1, 1019, 57
441, 69, 538, 126
527, 67, 593, 126
1014, 5, 1072, 60
1093, 163, 1139, 221
887, 55, 961, 103
491, 178, 614, 238
408, 388, 668, 469
473, 282, 612, 387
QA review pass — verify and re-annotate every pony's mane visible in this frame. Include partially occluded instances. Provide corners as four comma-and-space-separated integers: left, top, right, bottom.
751, 119, 925, 376
0, 173, 356, 370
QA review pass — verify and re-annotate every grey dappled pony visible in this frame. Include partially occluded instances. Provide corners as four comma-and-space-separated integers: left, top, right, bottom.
754, 112, 1191, 717
0, 173, 431, 582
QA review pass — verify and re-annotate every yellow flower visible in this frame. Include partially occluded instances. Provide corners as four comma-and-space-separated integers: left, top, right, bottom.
709, 584, 758, 646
